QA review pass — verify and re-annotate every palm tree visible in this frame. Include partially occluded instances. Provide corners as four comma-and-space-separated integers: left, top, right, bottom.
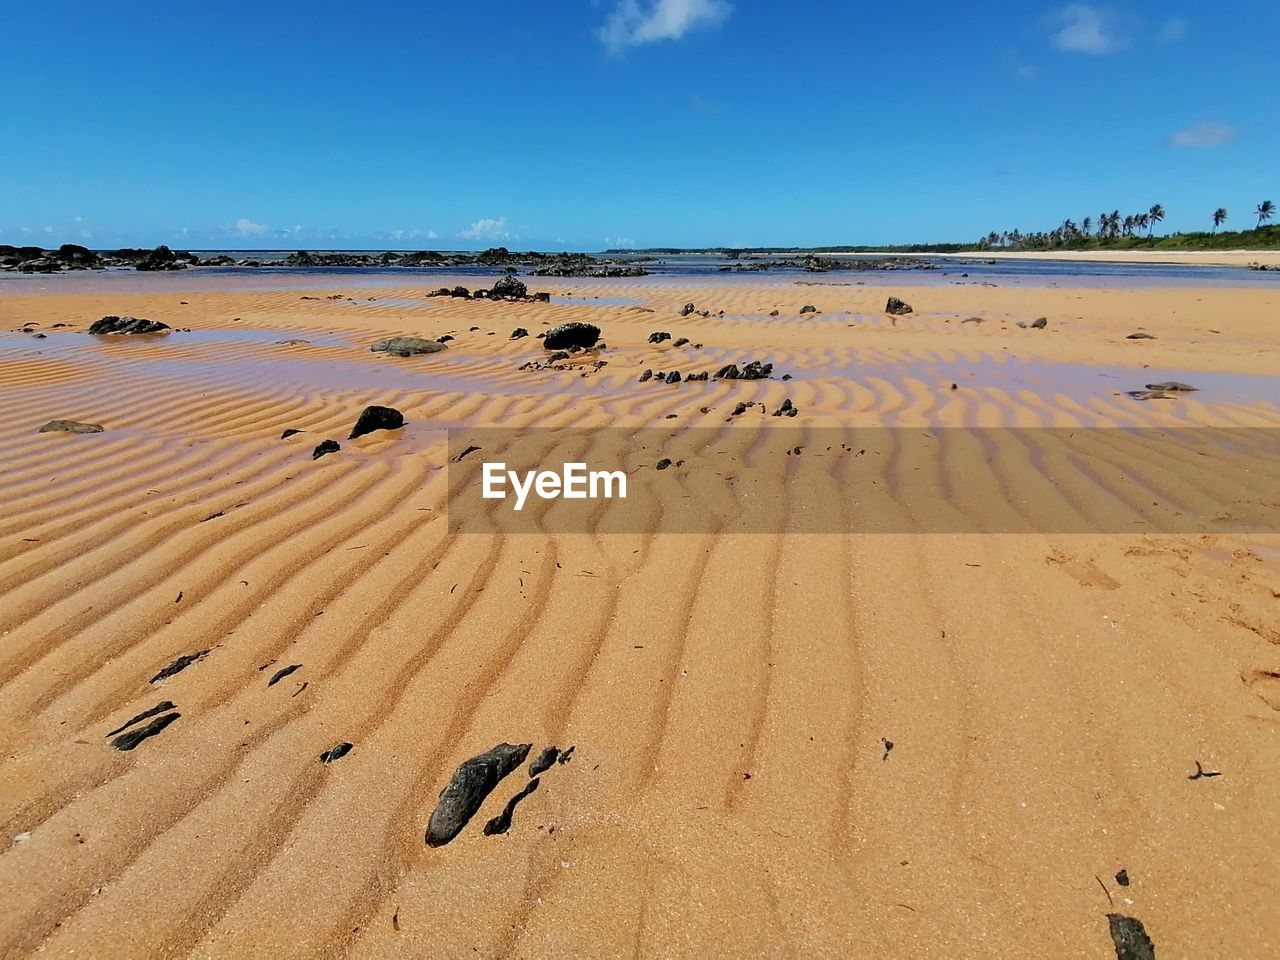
1212, 208, 1227, 232
1082, 216, 1093, 237
1148, 204, 1164, 236
1258, 200, 1276, 228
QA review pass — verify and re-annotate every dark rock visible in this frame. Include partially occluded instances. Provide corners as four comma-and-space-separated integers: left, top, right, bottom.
510, 327, 529, 339
648, 331, 671, 344
732, 402, 749, 416
673, 337, 689, 347
665, 371, 681, 384
740, 360, 773, 380
885, 297, 913, 315
135, 245, 187, 272
491, 275, 528, 299
320, 742, 354, 764
312, 439, 341, 459
483, 777, 540, 837
18, 257, 61, 273
1030, 316, 1048, 329
800, 305, 817, 314
686, 371, 709, 381
349, 405, 404, 439
961, 316, 985, 324
680, 303, 696, 316
548, 350, 570, 362
543, 322, 601, 350
38, 419, 103, 434
89, 315, 171, 335
450, 286, 471, 298
150, 649, 210, 683
437, 335, 455, 343
426, 742, 532, 847
371, 336, 446, 356
1126, 333, 1156, 340
639, 369, 653, 382
106, 701, 177, 738
268, 664, 302, 686
281, 428, 303, 439
656, 458, 672, 470
1115, 869, 1130, 887
529, 747, 560, 776
715, 363, 741, 380
532, 291, 551, 302
772, 399, 797, 417
1146, 381, 1197, 392
110, 712, 180, 751
1106, 914, 1156, 960
558, 745, 575, 764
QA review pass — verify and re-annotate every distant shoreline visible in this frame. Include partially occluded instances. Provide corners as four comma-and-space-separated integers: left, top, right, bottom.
881, 249, 1280, 268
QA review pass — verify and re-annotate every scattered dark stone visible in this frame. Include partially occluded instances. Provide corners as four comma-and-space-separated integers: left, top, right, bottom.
800, 305, 817, 314
532, 291, 551, 303
680, 303, 696, 316
732, 402, 749, 417
769, 310, 780, 317
639, 369, 653, 382
715, 363, 741, 380
469, 326, 480, 332
426, 742, 532, 847
150, 649, 211, 683
1146, 381, 1197, 393
38, 419, 103, 434
665, 371, 681, 384
557, 745, 574, 764
281, 428, 303, 439
110, 712, 180, 751
673, 337, 689, 347
320, 742, 354, 764
349, 405, 404, 440
529, 747, 560, 776
881, 738, 894, 761
1115, 869, 1130, 887
437, 334, 455, 343
740, 360, 773, 380
483, 777, 540, 836
648, 331, 671, 344
950, 383, 958, 391
510, 327, 529, 339
961, 316, 985, 324
656, 458, 673, 470
1188, 760, 1221, 780
1126, 390, 1173, 401
548, 350, 570, 362
32, 332, 46, 339
543, 322, 601, 350
885, 297, 913, 315
106, 701, 177, 738
371, 336, 447, 356
686, 371, 709, 381
268, 664, 302, 687
1106, 914, 1156, 960
1126, 333, 1156, 340
89, 315, 170, 335
491, 275, 527, 299
313, 439, 341, 459
454, 445, 482, 461
1030, 316, 1048, 329
772, 399, 797, 417
450, 286, 471, 298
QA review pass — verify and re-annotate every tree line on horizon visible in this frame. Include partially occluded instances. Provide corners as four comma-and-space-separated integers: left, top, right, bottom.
979, 200, 1275, 250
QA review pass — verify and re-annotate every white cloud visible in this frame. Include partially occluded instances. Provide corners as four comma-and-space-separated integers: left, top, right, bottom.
1156, 18, 1187, 44
458, 216, 513, 242
599, 0, 732, 54
1169, 121, 1236, 148
1051, 5, 1123, 54
233, 217, 267, 236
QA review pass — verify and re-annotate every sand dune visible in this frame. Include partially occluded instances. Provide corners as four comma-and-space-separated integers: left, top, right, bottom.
1, 276, 1278, 958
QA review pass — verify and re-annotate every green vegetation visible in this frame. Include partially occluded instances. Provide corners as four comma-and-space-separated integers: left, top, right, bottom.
609, 200, 1278, 256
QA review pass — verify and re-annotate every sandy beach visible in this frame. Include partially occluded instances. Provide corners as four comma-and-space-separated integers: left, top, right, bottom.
1, 273, 1278, 959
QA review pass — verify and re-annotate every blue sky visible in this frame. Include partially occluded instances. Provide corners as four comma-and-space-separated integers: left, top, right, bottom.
2, 1, 1276, 250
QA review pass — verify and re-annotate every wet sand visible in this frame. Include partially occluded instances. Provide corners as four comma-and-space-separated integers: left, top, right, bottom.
1, 275, 1278, 958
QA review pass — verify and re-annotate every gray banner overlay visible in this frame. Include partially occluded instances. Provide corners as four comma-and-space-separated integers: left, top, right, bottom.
447, 427, 1280, 534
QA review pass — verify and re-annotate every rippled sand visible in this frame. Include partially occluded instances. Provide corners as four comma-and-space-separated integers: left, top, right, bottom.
1, 275, 1278, 958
